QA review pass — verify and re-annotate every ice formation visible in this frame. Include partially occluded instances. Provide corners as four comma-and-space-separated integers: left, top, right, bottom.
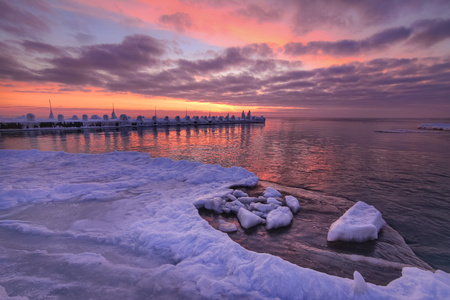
327, 201, 386, 242
263, 187, 282, 197
417, 123, 450, 131
0, 150, 449, 299
286, 195, 301, 213
237, 207, 265, 229
266, 207, 294, 230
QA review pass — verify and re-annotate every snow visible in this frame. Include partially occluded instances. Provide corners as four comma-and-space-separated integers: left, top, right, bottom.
285, 195, 301, 213
263, 187, 282, 197
237, 207, 264, 229
265, 206, 294, 230
327, 201, 387, 242
0, 150, 449, 299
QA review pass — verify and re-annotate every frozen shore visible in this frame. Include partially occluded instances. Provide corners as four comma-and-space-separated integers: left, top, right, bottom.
0, 150, 449, 299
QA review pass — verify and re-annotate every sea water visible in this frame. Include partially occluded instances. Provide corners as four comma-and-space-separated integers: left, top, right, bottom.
1, 117, 449, 272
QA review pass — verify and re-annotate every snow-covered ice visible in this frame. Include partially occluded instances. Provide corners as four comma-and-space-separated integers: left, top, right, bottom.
266, 206, 294, 230
0, 150, 449, 299
327, 201, 387, 242
263, 187, 282, 197
237, 207, 264, 229
285, 195, 301, 213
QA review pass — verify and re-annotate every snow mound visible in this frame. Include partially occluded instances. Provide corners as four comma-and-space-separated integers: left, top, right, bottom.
266, 207, 293, 230
327, 201, 386, 242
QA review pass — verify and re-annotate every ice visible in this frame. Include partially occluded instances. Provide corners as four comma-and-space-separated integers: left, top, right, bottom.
418, 123, 450, 131
218, 220, 237, 233
249, 202, 279, 213
263, 187, 282, 197
233, 190, 248, 198
353, 271, 368, 293
0, 150, 449, 299
267, 197, 282, 205
237, 196, 259, 205
265, 206, 293, 230
237, 208, 264, 229
285, 195, 300, 213
327, 201, 386, 242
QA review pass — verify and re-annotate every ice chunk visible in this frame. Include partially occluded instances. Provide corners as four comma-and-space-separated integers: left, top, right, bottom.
237, 196, 259, 205
223, 200, 245, 214
218, 220, 237, 233
327, 201, 386, 242
263, 187, 282, 197
204, 197, 225, 213
266, 206, 293, 230
233, 190, 248, 198
237, 208, 264, 229
353, 271, 368, 293
267, 197, 282, 205
249, 202, 279, 213
226, 193, 237, 201
285, 195, 300, 213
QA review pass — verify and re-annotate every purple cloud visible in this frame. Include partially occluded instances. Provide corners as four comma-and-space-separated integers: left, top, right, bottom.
0, 0, 50, 37
235, 4, 281, 23
159, 12, 192, 32
284, 27, 412, 57
408, 18, 450, 47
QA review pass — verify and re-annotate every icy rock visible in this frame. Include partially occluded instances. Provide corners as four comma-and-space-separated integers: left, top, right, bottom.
233, 190, 248, 198
263, 187, 282, 198
226, 194, 237, 201
249, 202, 279, 213
267, 197, 282, 205
353, 271, 368, 293
327, 201, 386, 242
237, 208, 264, 229
266, 206, 293, 230
218, 220, 237, 233
237, 197, 259, 205
223, 200, 245, 214
285, 195, 300, 213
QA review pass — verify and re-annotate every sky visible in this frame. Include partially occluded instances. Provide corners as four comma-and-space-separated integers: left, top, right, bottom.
1, 0, 450, 118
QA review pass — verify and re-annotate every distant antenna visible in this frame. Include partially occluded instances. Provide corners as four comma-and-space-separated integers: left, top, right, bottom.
154, 106, 157, 118
185, 107, 187, 118
111, 103, 117, 119
48, 99, 54, 119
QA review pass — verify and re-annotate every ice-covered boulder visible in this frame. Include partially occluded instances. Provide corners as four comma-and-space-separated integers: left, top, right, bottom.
237, 208, 264, 229
327, 201, 386, 242
266, 206, 293, 230
285, 195, 300, 213
263, 187, 282, 198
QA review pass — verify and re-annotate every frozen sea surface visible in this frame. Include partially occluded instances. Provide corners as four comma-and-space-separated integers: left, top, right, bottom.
0, 150, 449, 299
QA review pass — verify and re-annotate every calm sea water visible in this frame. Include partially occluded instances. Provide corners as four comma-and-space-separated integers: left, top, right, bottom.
1, 118, 449, 272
